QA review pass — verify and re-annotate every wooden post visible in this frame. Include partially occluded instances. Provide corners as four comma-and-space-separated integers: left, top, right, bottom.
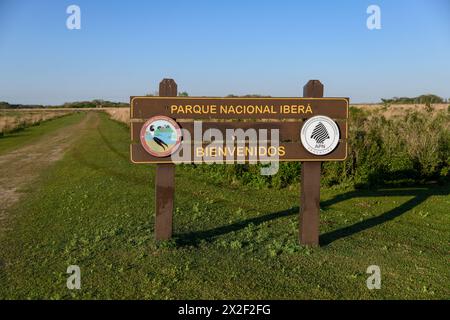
155, 78, 177, 240
299, 80, 324, 246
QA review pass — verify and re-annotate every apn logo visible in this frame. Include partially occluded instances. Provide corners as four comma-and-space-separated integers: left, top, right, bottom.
310, 122, 330, 144
301, 116, 340, 156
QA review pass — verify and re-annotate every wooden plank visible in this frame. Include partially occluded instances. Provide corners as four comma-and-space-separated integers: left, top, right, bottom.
155, 163, 175, 240
154, 79, 176, 241
131, 97, 348, 120
300, 161, 321, 246
131, 140, 347, 163
300, 80, 323, 247
131, 120, 348, 142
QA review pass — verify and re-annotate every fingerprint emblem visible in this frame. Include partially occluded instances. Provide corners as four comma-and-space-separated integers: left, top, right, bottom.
301, 116, 340, 155
310, 122, 330, 144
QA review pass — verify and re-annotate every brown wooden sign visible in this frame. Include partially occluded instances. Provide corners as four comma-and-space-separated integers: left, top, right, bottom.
130, 96, 348, 163
131, 97, 348, 119
131, 78, 349, 247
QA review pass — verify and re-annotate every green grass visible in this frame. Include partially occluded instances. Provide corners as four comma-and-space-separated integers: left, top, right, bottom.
0, 112, 448, 299
0, 112, 85, 155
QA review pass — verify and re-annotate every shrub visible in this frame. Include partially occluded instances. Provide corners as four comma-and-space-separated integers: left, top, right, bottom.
185, 108, 449, 188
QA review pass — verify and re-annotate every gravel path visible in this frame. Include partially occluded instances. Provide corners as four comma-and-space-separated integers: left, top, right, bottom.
0, 112, 96, 231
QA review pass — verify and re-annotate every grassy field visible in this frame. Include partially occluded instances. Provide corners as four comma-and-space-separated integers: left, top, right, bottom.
0, 111, 448, 299
0, 112, 84, 155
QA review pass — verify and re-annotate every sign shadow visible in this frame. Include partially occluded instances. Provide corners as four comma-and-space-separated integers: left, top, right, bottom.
320, 186, 448, 245
175, 185, 448, 247
175, 207, 298, 247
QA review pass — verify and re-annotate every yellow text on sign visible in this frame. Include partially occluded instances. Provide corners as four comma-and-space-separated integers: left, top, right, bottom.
170, 104, 313, 115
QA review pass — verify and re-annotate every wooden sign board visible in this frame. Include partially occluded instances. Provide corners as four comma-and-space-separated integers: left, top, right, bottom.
130, 97, 348, 164
131, 78, 349, 247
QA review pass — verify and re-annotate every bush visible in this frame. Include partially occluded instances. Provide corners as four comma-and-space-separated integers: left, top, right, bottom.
186, 108, 450, 188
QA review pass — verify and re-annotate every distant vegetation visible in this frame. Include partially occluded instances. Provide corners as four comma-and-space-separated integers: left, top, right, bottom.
381, 94, 447, 105
2, 94, 447, 110
61, 100, 128, 108
0, 102, 44, 109
0, 100, 128, 109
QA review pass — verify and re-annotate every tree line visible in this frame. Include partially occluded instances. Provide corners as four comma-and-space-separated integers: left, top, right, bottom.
1, 94, 448, 109
381, 94, 447, 105
0, 100, 128, 109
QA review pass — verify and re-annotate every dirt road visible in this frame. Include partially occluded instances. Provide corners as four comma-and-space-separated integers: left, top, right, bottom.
0, 112, 97, 231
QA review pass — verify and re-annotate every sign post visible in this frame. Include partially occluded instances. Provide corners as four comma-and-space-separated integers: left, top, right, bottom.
155, 79, 176, 240
131, 78, 348, 246
300, 80, 324, 246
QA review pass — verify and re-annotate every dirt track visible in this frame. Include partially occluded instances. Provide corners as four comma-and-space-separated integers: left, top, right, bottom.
0, 112, 96, 230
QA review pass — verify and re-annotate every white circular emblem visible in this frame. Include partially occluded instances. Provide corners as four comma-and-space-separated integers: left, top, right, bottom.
300, 116, 340, 155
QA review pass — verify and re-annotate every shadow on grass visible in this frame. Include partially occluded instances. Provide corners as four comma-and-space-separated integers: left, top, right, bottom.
0, 133, 31, 140
175, 207, 298, 246
320, 186, 448, 245
175, 185, 449, 247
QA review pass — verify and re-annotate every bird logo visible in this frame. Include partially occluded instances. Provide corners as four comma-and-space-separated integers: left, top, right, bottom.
149, 124, 170, 150
140, 116, 182, 157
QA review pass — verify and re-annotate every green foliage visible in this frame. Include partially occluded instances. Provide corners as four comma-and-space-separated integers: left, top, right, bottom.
0, 100, 128, 109
62, 100, 128, 108
0, 101, 11, 109
381, 94, 445, 105
194, 108, 450, 188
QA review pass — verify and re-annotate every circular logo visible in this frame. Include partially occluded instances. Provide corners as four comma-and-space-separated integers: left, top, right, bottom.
300, 116, 340, 155
140, 116, 182, 157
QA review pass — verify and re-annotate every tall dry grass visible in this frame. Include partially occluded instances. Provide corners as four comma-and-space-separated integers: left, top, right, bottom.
0, 110, 74, 135
104, 108, 130, 125
351, 103, 448, 118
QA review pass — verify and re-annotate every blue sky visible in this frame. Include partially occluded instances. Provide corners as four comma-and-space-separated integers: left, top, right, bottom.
0, 0, 449, 104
